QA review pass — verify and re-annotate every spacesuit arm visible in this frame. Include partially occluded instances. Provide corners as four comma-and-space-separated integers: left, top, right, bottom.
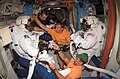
19, 36, 39, 58
79, 33, 97, 49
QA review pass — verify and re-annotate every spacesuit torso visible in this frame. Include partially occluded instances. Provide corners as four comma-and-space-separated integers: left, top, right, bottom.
70, 16, 106, 62
73, 29, 98, 61
93, 21, 106, 52
11, 25, 39, 60
71, 26, 105, 62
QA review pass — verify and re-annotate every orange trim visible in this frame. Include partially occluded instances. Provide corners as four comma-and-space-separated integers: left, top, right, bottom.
66, 0, 70, 8
100, 0, 116, 68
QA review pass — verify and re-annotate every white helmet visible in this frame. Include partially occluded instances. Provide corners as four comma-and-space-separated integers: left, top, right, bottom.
16, 16, 31, 25
16, 16, 32, 29
80, 16, 99, 28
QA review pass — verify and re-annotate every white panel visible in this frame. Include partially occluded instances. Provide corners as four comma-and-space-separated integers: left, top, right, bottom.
0, 40, 18, 79
6, 49, 13, 62
0, 27, 12, 46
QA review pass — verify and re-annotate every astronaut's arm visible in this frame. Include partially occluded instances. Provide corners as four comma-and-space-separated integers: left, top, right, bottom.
79, 33, 97, 49
33, 15, 49, 31
19, 37, 39, 57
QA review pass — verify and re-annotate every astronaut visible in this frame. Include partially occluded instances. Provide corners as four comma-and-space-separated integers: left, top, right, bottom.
11, 16, 40, 60
70, 16, 106, 62
10, 16, 57, 79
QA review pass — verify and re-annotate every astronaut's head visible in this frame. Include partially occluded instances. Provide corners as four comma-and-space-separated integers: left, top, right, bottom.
25, 22, 34, 32
16, 16, 31, 26
39, 10, 49, 21
55, 22, 64, 33
81, 22, 91, 32
80, 16, 99, 31
16, 16, 34, 32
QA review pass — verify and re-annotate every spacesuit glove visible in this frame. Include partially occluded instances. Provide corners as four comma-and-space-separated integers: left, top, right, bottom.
73, 36, 82, 48
70, 33, 75, 41
48, 40, 57, 49
79, 30, 85, 38
38, 50, 55, 64
70, 31, 82, 41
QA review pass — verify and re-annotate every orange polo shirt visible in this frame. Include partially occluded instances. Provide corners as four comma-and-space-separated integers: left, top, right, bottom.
48, 29, 70, 45
66, 61, 83, 79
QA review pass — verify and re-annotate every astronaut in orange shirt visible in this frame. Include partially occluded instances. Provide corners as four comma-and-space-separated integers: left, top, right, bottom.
33, 15, 71, 69
49, 44, 88, 79
33, 14, 70, 45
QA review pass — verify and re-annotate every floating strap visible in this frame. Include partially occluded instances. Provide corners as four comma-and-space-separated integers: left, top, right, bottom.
27, 57, 36, 79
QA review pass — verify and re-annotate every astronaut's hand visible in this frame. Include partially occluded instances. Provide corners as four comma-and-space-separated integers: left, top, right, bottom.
53, 44, 60, 51
38, 50, 55, 64
70, 24, 74, 28
70, 24, 75, 33
49, 63, 56, 71
48, 40, 57, 49
79, 31, 84, 38
33, 14, 39, 22
70, 33, 75, 41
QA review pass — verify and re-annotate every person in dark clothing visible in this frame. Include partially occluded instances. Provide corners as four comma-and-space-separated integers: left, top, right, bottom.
33, 10, 52, 31
33, 10, 54, 41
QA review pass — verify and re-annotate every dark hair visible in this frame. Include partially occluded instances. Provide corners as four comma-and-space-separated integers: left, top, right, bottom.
41, 10, 49, 16
55, 21, 64, 28
37, 9, 49, 18
25, 22, 34, 32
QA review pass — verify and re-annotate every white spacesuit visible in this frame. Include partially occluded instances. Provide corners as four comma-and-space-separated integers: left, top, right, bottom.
10, 16, 55, 79
70, 16, 106, 62
11, 25, 39, 60
11, 16, 54, 62
11, 16, 39, 60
